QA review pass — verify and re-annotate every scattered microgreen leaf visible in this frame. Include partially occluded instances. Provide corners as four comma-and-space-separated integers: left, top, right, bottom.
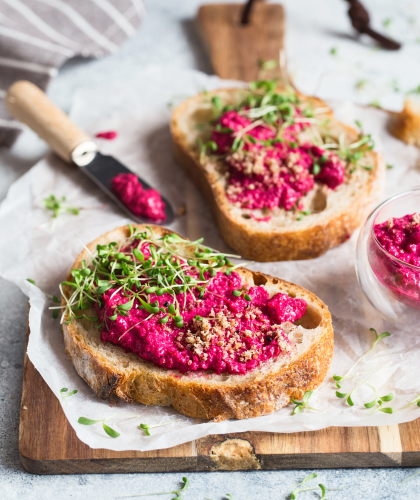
399, 469, 420, 486
290, 473, 319, 499
391, 79, 400, 92
78, 415, 121, 438
292, 390, 322, 415
369, 100, 382, 109
139, 419, 181, 436
42, 195, 82, 229
386, 164, 394, 169
59, 226, 240, 327
259, 59, 277, 71
356, 79, 368, 90
383, 18, 392, 28
118, 477, 189, 499
60, 387, 77, 406
333, 328, 390, 388
330, 47, 337, 56
395, 393, 420, 413
407, 85, 420, 95
297, 210, 311, 221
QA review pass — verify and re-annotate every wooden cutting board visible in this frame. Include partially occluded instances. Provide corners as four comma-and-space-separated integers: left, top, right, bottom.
19, 320, 420, 474
18, 2, 420, 475
197, 2, 286, 82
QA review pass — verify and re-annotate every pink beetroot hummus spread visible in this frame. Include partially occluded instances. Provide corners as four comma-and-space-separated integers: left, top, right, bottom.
370, 214, 420, 309
212, 109, 345, 212
111, 173, 166, 222
95, 240, 306, 375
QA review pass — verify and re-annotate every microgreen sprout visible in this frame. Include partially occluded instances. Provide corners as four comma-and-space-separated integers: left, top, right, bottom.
41, 194, 82, 230
333, 328, 391, 388
26, 278, 60, 319
290, 473, 319, 499
60, 387, 77, 405
395, 394, 420, 413
398, 469, 420, 486
197, 138, 218, 163
408, 85, 420, 95
297, 210, 311, 221
387, 164, 394, 169
259, 59, 277, 71
290, 473, 341, 499
78, 414, 126, 438
118, 477, 189, 499
367, 400, 393, 415
335, 369, 381, 407
139, 419, 181, 436
369, 100, 382, 109
391, 79, 400, 93
356, 79, 368, 91
383, 18, 392, 28
330, 47, 337, 56
292, 390, 322, 415
363, 382, 394, 410
43, 194, 80, 218
59, 227, 241, 335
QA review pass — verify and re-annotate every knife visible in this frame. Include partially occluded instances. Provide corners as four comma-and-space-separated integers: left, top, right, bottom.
6, 80, 174, 225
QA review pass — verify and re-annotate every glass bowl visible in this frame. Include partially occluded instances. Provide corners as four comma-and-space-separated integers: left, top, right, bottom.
356, 187, 420, 326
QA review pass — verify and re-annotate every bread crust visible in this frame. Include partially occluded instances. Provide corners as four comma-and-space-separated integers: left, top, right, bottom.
171, 88, 384, 261
62, 225, 334, 421
390, 99, 420, 147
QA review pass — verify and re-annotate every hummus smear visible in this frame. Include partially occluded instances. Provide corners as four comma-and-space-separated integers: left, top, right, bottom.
199, 81, 375, 219
62, 227, 306, 375
213, 110, 345, 211
112, 173, 166, 222
370, 214, 420, 308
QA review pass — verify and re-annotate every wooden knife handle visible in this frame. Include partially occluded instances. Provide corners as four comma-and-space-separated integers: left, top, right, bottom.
6, 80, 96, 164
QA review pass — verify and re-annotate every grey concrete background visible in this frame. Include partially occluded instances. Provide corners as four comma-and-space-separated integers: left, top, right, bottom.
1, 0, 419, 498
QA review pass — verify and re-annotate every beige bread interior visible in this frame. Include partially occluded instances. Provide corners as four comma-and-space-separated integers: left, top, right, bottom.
63, 225, 334, 421
171, 88, 384, 261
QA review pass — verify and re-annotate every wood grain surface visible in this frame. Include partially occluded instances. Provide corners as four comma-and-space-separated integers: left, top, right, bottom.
197, 3, 286, 82
19, 320, 420, 474
17, 6, 420, 473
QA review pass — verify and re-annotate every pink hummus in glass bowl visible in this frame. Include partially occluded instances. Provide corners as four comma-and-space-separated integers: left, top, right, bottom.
369, 213, 420, 310
357, 188, 420, 322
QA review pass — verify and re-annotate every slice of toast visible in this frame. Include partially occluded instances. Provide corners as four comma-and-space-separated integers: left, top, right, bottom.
62, 225, 333, 421
390, 98, 420, 147
171, 86, 384, 261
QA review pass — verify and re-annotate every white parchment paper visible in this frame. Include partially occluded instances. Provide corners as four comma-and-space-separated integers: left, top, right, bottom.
1, 68, 420, 452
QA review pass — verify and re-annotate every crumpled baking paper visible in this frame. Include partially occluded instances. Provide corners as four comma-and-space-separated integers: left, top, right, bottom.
1, 67, 420, 452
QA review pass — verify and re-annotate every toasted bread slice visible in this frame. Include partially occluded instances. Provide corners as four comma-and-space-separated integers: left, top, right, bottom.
390, 98, 420, 147
62, 225, 333, 421
171, 87, 383, 261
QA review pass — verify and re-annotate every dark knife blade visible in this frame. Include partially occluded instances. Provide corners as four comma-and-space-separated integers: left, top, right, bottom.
80, 152, 174, 225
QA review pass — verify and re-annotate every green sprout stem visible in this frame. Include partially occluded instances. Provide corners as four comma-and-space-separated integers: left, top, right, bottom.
118, 477, 189, 499
292, 390, 323, 415
395, 394, 420, 413
139, 419, 182, 436
60, 387, 77, 406
398, 469, 420, 486
335, 328, 391, 383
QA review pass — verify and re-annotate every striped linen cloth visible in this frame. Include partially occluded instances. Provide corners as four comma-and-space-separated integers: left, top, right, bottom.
0, 0, 144, 147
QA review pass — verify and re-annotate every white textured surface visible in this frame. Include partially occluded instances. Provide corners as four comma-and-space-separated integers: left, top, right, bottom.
1, 0, 420, 498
